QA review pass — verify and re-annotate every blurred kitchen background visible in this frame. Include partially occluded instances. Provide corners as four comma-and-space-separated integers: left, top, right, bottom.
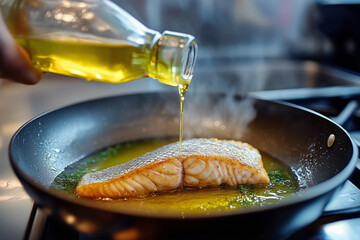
118, 0, 314, 61
2, 0, 360, 239
110, 0, 360, 94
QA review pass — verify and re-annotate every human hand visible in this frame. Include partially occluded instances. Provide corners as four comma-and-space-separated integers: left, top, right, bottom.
0, 12, 42, 85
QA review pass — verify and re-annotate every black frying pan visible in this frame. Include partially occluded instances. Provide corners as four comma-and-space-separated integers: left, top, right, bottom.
9, 92, 358, 239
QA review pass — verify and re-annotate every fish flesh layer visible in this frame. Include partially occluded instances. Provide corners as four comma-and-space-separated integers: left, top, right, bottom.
76, 138, 270, 198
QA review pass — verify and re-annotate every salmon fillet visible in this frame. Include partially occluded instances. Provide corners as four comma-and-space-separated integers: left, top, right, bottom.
76, 138, 270, 198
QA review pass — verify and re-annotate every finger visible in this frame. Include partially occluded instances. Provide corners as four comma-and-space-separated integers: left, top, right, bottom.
0, 13, 42, 85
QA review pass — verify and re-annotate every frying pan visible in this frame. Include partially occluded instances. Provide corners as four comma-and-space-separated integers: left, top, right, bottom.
9, 92, 358, 239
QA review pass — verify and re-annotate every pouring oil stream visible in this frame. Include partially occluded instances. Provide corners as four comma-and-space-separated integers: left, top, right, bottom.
178, 83, 189, 155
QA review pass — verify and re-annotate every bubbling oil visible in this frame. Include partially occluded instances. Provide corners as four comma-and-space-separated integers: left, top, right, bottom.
51, 138, 299, 217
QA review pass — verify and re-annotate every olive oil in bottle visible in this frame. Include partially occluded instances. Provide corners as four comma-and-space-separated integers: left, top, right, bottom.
15, 36, 150, 83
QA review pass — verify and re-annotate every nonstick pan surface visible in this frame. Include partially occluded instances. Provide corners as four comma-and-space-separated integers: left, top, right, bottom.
9, 92, 358, 239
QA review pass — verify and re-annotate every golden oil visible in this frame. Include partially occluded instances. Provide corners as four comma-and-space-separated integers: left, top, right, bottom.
16, 35, 176, 85
178, 83, 189, 154
51, 139, 298, 216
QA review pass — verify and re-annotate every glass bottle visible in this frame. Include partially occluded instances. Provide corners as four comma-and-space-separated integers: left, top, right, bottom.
0, 0, 198, 86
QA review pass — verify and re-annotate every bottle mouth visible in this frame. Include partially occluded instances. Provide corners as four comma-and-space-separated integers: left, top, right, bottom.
154, 31, 198, 86
181, 39, 197, 82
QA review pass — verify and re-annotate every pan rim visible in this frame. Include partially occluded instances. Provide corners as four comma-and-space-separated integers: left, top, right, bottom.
8, 93, 359, 219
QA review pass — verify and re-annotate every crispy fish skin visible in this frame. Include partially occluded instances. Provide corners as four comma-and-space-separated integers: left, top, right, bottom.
76, 138, 270, 199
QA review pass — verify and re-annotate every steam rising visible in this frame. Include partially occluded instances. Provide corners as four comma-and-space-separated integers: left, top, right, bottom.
183, 93, 256, 141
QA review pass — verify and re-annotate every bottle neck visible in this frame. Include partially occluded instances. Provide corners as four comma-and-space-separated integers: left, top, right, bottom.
148, 31, 198, 87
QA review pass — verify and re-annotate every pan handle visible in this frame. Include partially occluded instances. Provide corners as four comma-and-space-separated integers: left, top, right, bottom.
320, 206, 360, 222
289, 205, 360, 239
319, 168, 360, 222
289, 174, 360, 239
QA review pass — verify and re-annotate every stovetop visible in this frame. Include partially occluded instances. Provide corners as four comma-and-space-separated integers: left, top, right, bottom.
1, 61, 360, 240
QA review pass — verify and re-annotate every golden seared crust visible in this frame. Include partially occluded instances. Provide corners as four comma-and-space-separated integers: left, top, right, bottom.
76, 138, 269, 199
